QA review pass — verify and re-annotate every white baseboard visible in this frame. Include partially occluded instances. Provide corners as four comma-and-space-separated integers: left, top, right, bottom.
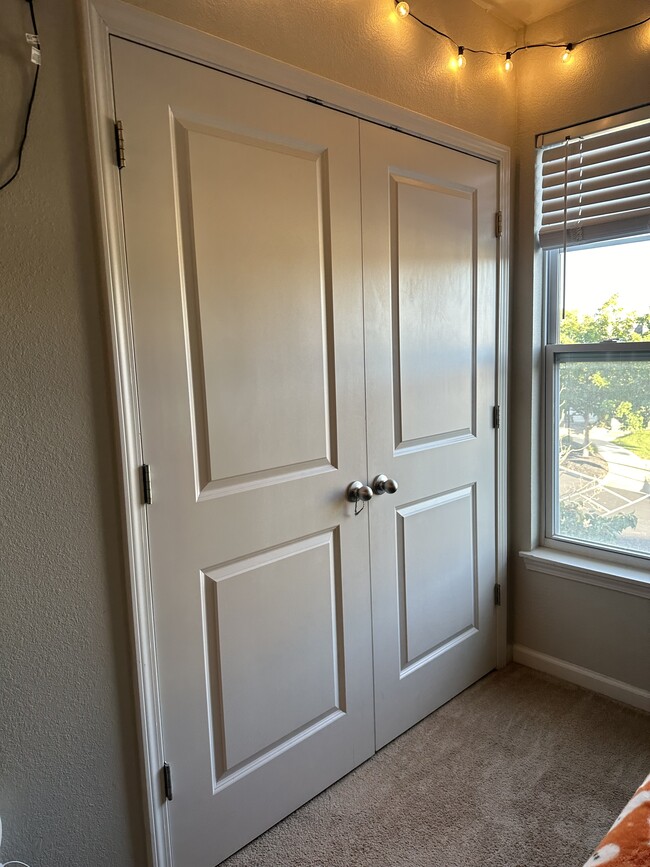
512, 645, 650, 713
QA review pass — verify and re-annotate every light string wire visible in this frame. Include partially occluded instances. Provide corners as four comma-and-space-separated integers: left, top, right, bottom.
0, 0, 40, 191
403, 5, 650, 62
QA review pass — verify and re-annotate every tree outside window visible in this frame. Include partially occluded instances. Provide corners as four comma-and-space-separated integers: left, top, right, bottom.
548, 239, 650, 557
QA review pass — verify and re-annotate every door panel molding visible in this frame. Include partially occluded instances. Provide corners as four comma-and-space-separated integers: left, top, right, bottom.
79, 3, 510, 865
390, 175, 479, 450
202, 528, 345, 789
397, 485, 479, 673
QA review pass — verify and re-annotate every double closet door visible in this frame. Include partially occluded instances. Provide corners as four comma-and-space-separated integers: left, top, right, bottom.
112, 37, 499, 867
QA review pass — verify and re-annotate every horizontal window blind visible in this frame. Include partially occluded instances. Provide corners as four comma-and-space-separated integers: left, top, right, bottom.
538, 116, 650, 249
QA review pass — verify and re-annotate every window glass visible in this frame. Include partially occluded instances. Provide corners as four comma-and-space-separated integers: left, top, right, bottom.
556, 354, 650, 556
560, 239, 650, 344
539, 107, 650, 561
549, 238, 650, 558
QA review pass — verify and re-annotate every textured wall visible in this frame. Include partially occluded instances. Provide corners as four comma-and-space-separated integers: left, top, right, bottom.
0, 1, 146, 865
510, 0, 650, 688
125, 0, 518, 146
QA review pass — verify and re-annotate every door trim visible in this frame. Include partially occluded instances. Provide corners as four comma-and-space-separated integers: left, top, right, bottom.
78, 4, 510, 864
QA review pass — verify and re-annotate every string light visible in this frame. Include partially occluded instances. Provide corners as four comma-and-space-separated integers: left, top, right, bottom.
394, 2, 650, 76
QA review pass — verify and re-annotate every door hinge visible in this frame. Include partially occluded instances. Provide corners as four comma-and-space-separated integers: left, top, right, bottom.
141, 464, 152, 505
162, 762, 173, 801
494, 584, 501, 606
495, 210, 503, 238
492, 405, 501, 429
114, 120, 126, 170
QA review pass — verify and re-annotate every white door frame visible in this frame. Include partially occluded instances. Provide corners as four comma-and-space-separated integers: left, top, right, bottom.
78, 3, 510, 864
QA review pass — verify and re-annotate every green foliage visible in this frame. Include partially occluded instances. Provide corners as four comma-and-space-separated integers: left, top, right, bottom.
558, 294, 649, 544
559, 295, 650, 441
560, 295, 650, 345
613, 430, 650, 460
613, 402, 645, 432
560, 503, 638, 543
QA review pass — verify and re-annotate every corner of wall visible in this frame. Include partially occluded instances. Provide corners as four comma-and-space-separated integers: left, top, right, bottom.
509, 0, 650, 694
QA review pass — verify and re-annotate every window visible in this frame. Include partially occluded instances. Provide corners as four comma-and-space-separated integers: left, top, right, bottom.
538, 110, 650, 561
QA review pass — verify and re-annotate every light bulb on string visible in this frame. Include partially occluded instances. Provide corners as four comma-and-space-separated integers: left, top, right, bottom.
384, 5, 649, 80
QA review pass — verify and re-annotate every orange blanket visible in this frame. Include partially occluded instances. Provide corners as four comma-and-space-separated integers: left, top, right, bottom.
583, 774, 650, 866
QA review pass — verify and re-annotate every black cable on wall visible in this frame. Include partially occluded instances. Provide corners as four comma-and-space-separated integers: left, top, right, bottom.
0, 0, 40, 192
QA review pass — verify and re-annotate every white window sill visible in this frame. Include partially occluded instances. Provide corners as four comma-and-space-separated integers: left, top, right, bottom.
519, 548, 650, 599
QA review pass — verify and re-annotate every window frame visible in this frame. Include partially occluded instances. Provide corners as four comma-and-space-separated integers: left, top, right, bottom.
543, 245, 650, 567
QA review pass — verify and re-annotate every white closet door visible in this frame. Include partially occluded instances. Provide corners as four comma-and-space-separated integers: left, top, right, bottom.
361, 122, 499, 749
111, 38, 375, 867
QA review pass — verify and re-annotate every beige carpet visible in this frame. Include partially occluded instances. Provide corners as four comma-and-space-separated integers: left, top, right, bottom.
223, 664, 650, 867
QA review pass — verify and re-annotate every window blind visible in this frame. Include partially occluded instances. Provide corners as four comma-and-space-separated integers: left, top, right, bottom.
538, 116, 650, 249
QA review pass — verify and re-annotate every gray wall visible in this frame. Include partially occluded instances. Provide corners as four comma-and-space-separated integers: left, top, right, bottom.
0, 1, 145, 864
510, 0, 650, 690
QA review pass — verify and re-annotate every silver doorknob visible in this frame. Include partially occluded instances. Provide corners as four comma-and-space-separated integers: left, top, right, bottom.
346, 481, 374, 503
372, 474, 399, 495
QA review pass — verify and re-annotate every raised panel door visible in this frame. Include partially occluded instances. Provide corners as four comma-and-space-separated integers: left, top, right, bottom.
112, 38, 375, 867
360, 121, 498, 749
112, 38, 501, 866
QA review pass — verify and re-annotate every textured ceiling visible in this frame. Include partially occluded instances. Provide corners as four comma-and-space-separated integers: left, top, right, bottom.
472, 0, 583, 27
